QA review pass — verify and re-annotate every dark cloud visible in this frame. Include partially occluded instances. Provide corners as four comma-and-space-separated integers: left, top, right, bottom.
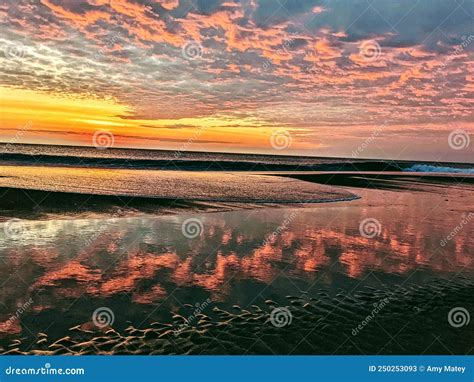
305, 0, 473, 51
47, 0, 100, 14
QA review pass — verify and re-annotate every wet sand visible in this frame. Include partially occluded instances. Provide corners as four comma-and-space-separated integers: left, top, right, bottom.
2, 277, 472, 355
1, 167, 472, 221
0, 165, 357, 200
0, 165, 363, 221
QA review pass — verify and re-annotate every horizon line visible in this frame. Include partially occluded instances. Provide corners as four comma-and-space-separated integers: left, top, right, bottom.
1, 141, 473, 166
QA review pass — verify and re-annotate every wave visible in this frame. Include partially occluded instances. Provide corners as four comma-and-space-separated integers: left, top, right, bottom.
404, 164, 474, 174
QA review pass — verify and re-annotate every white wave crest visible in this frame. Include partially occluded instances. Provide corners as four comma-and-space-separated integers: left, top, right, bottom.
404, 164, 474, 174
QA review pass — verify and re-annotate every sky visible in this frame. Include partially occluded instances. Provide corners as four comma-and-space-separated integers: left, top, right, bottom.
0, 0, 473, 162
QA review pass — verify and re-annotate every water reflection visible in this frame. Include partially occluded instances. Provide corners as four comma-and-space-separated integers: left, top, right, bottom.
0, 187, 472, 340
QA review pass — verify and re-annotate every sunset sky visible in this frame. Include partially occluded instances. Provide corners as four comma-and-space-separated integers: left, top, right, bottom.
0, 0, 473, 161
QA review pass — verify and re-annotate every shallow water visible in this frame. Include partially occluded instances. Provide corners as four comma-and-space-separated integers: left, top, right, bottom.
0, 183, 472, 354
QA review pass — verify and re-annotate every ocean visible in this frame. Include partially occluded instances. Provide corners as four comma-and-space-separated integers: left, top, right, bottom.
1, 143, 473, 172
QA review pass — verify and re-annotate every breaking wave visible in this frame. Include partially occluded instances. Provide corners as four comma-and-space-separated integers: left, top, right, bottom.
404, 164, 474, 174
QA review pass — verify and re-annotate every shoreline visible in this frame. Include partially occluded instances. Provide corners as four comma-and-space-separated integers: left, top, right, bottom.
0, 185, 360, 221
0, 167, 359, 220
1, 171, 473, 221
285, 172, 474, 191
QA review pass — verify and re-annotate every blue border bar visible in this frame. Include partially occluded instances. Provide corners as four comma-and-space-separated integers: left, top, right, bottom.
1, 356, 472, 381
